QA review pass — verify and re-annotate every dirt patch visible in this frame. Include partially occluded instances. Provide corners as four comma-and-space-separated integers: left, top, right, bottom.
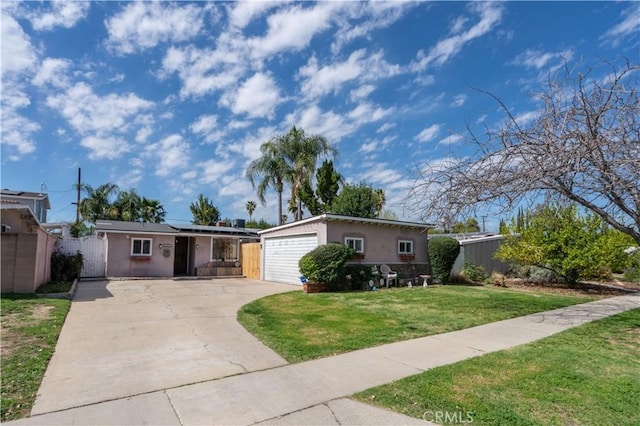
1, 305, 54, 358
498, 279, 638, 298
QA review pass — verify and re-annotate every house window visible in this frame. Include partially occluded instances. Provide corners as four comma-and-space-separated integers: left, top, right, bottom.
131, 238, 152, 256
398, 240, 414, 255
211, 237, 239, 261
345, 237, 364, 253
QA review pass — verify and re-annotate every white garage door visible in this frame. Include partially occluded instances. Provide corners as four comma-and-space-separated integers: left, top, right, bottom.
263, 234, 318, 285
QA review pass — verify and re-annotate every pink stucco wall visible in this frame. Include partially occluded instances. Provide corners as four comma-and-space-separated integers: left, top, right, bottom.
0, 209, 56, 293
105, 233, 175, 277
192, 236, 212, 270
326, 222, 429, 265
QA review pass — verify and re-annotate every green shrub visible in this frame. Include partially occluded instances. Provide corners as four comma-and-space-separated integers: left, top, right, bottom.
428, 237, 460, 284
623, 268, 640, 283
299, 243, 354, 290
463, 256, 488, 283
51, 252, 83, 282
342, 265, 375, 291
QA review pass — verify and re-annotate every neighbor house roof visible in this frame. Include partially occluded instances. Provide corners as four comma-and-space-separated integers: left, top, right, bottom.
258, 214, 436, 235
0, 203, 43, 228
0, 189, 51, 209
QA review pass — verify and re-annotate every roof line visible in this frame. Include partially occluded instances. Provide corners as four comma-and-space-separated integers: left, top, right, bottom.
258, 214, 436, 234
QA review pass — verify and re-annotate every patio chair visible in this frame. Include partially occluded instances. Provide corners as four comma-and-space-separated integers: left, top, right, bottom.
380, 264, 398, 288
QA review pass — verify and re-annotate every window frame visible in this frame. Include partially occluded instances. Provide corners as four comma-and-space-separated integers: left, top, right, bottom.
345, 237, 365, 254
398, 239, 414, 255
131, 237, 153, 256
210, 237, 240, 261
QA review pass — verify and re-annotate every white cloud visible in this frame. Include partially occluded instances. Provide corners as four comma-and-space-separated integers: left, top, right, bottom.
510, 48, 574, 70
80, 136, 131, 160
1, 110, 39, 160
0, 12, 40, 160
330, 1, 415, 53
350, 84, 376, 101
413, 2, 503, 70
220, 72, 282, 119
450, 94, 467, 107
599, 3, 640, 47
46, 83, 154, 136
27, 1, 90, 31
359, 140, 378, 153
1, 12, 37, 76
376, 122, 396, 134
198, 159, 236, 185
438, 133, 464, 145
160, 43, 247, 98
190, 114, 226, 144
106, 2, 207, 55
228, 1, 279, 29
347, 102, 393, 124
298, 49, 401, 100
32, 58, 72, 88
149, 134, 191, 177
248, 2, 342, 59
414, 124, 441, 142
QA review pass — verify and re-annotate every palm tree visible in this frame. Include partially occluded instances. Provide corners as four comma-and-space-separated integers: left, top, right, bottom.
280, 126, 337, 221
114, 189, 142, 221
140, 197, 166, 223
190, 194, 220, 226
79, 183, 119, 223
245, 200, 257, 222
246, 141, 288, 225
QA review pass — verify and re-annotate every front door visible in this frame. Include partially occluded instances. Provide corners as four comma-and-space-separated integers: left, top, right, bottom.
174, 237, 189, 276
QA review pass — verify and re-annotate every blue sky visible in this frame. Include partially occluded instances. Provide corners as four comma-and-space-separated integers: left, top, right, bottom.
1, 1, 638, 230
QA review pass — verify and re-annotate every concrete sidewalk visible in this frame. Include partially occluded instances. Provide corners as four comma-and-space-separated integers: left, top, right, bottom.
9, 293, 639, 426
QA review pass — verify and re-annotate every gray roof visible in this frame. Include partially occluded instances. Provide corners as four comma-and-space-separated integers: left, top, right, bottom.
95, 220, 177, 235
1, 189, 51, 209
258, 213, 436, 235
94, 220, 259, 239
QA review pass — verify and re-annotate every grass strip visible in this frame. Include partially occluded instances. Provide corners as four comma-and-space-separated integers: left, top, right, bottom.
354, 308, 640, 425
1, 294, 70, 421
238, 285, 594, 362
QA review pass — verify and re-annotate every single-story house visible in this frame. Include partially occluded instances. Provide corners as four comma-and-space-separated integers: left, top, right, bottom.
1, 203, 57, 293
258, 214, 436, 285
94, 220, 259, 278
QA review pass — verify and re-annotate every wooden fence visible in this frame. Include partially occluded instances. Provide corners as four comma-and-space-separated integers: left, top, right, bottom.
241, 242, 260, 279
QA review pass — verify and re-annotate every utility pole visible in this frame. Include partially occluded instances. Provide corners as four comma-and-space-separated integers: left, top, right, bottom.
73, 167, 81, 223
481, 215, 487, 233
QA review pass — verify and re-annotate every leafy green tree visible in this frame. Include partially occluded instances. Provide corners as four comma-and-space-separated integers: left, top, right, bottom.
245, 200, 257, 222
300, 159, 342, 216
452, 218, 481, 233
497, 204, 636, 286
329, 182, 378, 218
245, 218, 274, 230
189, 194, 220, 226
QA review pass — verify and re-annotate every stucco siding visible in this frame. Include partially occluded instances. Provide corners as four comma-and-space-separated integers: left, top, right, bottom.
105, 233, 175, 277
327, 222, 429, 265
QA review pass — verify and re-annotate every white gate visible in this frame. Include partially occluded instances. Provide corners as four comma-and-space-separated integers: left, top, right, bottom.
57, 236, 107, 277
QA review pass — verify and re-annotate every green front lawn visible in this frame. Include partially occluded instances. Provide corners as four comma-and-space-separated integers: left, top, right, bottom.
237, 285, 595, 362
1, 294, 70, 421
354, 308, 640, 425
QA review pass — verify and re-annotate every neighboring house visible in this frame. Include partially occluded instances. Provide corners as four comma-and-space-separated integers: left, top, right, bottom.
448, 234, 510, 277
1, 203, 57, 293
94, 220, 259, 278
258, 214, 436, 285
1, 189, 51, 223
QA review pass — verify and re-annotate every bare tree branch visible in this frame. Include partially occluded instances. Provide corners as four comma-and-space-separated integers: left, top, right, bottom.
406, 58, 640, 244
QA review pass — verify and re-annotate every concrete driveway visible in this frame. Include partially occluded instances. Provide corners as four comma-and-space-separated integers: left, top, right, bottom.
32, 278, 296, 415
